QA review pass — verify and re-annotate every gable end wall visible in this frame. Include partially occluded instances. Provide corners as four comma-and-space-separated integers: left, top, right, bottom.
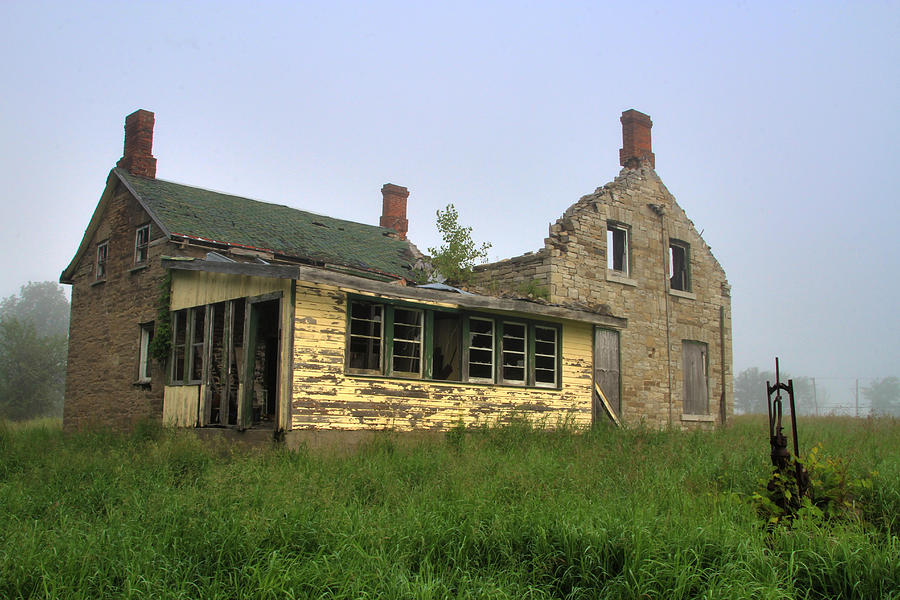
475, 166, 732, 428
63, 183, 171, 431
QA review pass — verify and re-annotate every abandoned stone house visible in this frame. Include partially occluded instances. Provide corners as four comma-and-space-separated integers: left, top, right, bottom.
60, 108, 731, 441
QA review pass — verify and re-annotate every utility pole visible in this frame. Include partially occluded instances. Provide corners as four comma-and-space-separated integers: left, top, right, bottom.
855, 378, 860, 418
812, 377, 818, 416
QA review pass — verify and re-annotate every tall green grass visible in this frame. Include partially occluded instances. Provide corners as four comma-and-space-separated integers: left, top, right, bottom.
0, 416, 897, 599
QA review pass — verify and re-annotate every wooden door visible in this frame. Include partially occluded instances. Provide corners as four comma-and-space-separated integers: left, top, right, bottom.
682, 341, 708, 415
593, 328, 620, 423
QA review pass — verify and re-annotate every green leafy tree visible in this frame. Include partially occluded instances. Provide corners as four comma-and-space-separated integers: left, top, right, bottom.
0, 282, 70, 420
427, 204, 491, 285
734, 368, 771, 414
0, 281, 69, 338
734, 367, 817, 415
864, 377, 900, 417
0, 318, 67, 420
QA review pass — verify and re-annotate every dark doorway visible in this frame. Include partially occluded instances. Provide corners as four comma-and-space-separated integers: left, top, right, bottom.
243, 298, 280, 428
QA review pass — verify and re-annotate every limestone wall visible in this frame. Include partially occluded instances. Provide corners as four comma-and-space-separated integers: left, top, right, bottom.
476, 164, 733, 428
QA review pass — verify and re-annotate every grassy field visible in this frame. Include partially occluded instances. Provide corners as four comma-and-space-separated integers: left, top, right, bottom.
1, 416, 897, 599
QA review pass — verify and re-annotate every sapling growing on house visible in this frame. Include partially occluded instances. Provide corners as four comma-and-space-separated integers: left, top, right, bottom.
427, 204, 491, 285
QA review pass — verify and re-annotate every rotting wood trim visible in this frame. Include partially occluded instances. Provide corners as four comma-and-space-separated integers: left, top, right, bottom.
163, 258, 298, 280
163, 258, 628, 329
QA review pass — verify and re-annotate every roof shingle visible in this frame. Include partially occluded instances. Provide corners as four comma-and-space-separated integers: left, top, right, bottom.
117, 169, 418, 280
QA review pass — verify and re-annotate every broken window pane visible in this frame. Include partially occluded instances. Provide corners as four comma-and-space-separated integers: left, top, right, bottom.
501, 322, 527, 384
392, 308, 422, 376
607, 224, 629, 274
349, 301, 382, 371
468, 317, 494, 382
669, 241, 690, 291
534, 326, 558, 387
348, 301, 382, 372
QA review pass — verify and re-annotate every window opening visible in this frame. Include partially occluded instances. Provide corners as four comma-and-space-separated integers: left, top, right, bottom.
226, 300, 245, 426
432, 312, 462, 381
534, 326, 559, 387
669, 241, 690, 291
344, 298, 561, 388
96, 241, 108, 280
392, 308, 423, 376
250, 299, 280, 425
468, 317, 495, 382
171, 309, 187, 383
134, 225, 150, 265
348, 301, 383, 372
138, 323, 153, 383
501, 322, 527, 384
207, 302, 227, 425
607, 224, 629, 275
188, 307, 206, 383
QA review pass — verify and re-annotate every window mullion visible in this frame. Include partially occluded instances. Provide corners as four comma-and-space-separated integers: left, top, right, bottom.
527, 324, 536, 387
384, 306, 395, 377
424, 310, 434, 379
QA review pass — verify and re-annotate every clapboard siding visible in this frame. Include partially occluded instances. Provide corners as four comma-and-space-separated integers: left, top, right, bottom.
291, 281, 595, 431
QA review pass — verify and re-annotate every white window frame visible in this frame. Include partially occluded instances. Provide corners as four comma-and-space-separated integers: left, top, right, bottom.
138, 323, 153, 383
96, 241, 108, 280
134, 224, 150, 265
467, 317, 495, 383
390, 307, 424, 378
500, 321, 527, 385
669, 240, 691, 292
533, 326, 559, 388
607, 223, 630, 276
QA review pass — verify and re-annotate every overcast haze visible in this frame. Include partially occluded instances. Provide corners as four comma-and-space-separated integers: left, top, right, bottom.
1, 1, 898, 386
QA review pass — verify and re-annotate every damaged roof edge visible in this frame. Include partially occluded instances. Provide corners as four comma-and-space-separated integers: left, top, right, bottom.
162, 258, 627, 328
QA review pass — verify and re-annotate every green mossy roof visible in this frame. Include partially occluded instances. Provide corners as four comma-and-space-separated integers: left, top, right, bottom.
117, 169, 417, 279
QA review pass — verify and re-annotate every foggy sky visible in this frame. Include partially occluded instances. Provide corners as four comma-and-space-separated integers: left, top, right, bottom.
1, 1, 897, 381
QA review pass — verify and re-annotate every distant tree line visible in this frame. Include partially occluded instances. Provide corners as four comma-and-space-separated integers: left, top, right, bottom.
0, 282, 69, 421
734, 367, 899, 417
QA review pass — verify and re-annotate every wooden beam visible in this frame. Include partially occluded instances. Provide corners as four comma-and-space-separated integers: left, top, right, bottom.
594, 382, 622, 428
163, 258, 627, 329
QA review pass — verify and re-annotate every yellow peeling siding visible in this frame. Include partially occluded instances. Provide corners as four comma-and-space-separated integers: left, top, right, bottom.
290, 281, 595, 431
170, 270, 291, 310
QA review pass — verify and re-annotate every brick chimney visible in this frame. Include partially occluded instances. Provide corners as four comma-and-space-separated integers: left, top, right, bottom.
380, 183, 409, 240
117, 109, 157, 178
619, 109, 654, 169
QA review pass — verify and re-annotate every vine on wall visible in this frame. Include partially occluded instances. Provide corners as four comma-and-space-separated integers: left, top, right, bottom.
149, 272, 172, 363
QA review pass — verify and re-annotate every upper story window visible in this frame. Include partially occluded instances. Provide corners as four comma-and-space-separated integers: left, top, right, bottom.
607, 223, 630, 275
96, 241, 109, 280
345, 298, 561, 388
669, 240, 691, 292
134, 224, 150, 265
